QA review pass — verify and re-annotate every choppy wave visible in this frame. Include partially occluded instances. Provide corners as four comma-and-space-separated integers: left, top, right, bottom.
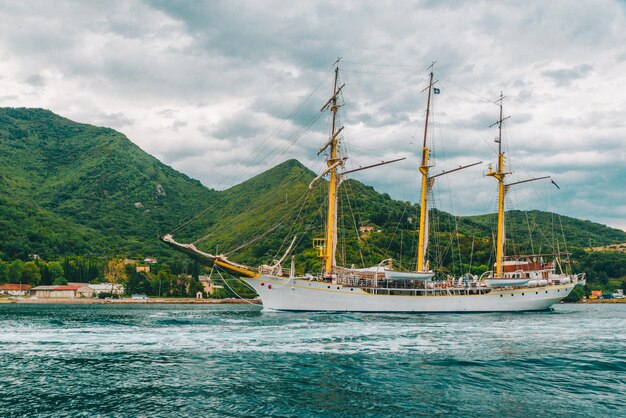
1, 304, 624, 417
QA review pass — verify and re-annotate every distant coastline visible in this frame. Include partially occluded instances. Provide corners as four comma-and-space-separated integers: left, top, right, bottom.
1, 297, 624, 305
568, 298, 626, 304
1, 297, 261, 305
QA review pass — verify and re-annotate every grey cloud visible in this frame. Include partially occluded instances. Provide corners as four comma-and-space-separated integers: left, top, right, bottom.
157, 109, 176, 118
211, 110, 271, 141
252, 92, 323, 129
25, 74, 46, 87
160, 141, 216, 163
550, 110, 626, 130
93, 112, 134, 128
170, 120, 187, 130
449, 111, 498, 131
542, 64, 593, 87
0, 0, 625, 229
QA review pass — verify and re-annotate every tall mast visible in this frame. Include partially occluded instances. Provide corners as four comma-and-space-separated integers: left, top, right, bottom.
486, 92, 510, 277
323, 65, 342, 275
416, 66, 435, 272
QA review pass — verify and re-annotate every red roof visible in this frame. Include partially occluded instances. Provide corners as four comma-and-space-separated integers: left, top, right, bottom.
0, 284, 32, 291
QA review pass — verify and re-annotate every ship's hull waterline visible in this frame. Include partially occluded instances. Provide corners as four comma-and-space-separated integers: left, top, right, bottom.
242, 275, 576, 312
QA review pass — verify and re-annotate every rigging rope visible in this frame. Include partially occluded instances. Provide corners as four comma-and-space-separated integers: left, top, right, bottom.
341, 179, 367, 268
168, 111, 324, 239
167, 66, 335, 237
268, 187, 316, 262
211, 266, 259, 306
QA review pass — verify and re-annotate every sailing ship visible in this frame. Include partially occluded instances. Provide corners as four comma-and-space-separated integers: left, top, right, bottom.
162, 64, 585, 312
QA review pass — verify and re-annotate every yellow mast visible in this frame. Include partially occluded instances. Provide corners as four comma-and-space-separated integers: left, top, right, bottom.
416, 68, 435, 272
485, 93, 510, 277
323, 65, 342, 275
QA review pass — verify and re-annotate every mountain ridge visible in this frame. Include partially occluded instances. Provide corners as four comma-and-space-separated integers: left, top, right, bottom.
1, 107, 625, 275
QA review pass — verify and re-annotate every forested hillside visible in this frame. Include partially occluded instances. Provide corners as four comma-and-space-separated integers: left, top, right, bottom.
0, 108, 217, 259
1, 107, 625, 294
177, 160, 626, 278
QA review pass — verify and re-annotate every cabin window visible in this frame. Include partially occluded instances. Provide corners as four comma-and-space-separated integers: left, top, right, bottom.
511, 294, 514, 296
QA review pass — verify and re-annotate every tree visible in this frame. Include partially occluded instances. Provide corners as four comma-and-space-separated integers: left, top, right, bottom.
8, 260, 24, 283
53, 277, 69, 285
151, 265, 172, 297
189, 275, 203, 297
47, 261, 65, 282
564, 285, 585, 302
126, 270, 152, 295
104, 259, 128, 295
0, 261, 9, 284
21, 261, 41, 286
174, 274, 191, 297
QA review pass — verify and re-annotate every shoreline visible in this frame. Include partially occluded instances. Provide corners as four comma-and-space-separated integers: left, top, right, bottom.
2, 297, 625, 305
1, 297, 261, 305
567, 298, 626, 304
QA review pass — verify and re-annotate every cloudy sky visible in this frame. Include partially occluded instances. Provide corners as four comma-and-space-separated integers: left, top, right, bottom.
1, 0, 625, 230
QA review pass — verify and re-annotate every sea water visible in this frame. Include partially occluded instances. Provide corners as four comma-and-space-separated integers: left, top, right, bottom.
0, 303, 624, 417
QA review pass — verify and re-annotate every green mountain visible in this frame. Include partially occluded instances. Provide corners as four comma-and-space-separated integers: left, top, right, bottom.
0, 107, 217, 259
1, 107, 625, 281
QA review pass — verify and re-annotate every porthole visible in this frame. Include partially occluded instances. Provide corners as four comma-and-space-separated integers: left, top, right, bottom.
545, 291, 548, 294
327, 286, 331, 289
536, 292, 538, 295
500, 294, 503, 298
511, 294, 514, 296
522, 293, 525, 296
350, 288, 354, 291
337, 287, 340, 290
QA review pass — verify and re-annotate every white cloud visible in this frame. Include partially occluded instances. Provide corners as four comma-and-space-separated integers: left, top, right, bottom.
0, 0, 625, 231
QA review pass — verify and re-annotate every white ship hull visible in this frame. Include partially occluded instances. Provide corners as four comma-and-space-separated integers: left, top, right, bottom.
243, 275, 576, 312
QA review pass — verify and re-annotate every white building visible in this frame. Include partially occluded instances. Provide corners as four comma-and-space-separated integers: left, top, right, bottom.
81, 283, 125, 296
199, 275, 223, 296
0, 284, 32, 296
31, 285, 93, 298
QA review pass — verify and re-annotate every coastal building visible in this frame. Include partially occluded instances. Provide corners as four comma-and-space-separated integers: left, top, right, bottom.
143, 257, 157, 264
199, 275, 223, 296
590, 290, 603, 299
0, 284, 32, 296
32, 285, 93, 298
136, 265, 150, 273
359, 225, 375, 235
82, 283, 125, 296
